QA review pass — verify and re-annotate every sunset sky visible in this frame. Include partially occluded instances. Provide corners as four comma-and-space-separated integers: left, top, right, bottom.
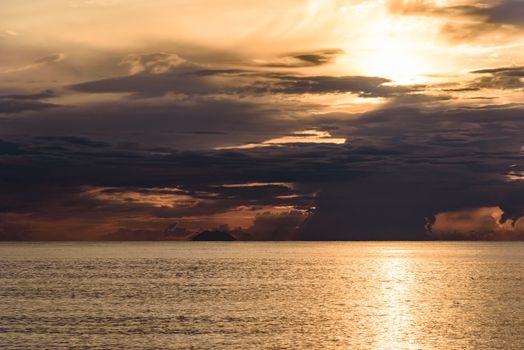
1, 0, 524, 240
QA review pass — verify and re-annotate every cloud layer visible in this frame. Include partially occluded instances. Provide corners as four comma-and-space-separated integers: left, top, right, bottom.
1, 0, 524, 240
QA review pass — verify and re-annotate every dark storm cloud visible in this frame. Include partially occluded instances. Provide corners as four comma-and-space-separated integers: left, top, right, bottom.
0, 98, 314, 150
2, 102, 524, 240
249, 211, 308, 240
301, 106, 524, 240
0, 134, 334, 240
0, 221, 32, 241
0, 138, 353, 190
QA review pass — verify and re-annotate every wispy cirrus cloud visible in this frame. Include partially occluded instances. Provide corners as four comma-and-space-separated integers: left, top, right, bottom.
0, 53, 65, 74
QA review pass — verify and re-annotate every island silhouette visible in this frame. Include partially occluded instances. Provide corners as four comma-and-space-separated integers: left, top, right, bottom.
192, 230, 237, 241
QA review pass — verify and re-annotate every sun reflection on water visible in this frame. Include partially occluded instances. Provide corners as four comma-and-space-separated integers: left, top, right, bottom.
372, 257, 421, 350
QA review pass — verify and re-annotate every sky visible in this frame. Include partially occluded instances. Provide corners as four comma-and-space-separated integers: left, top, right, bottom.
1, 0, 524, 241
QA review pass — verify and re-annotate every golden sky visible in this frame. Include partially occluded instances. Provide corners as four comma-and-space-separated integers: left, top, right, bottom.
1, 1, 524, 240
2, 0, 523, 82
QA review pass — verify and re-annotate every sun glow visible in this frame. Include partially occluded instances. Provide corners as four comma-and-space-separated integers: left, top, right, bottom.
343, 2, 440, 84
361, 41, 432, 85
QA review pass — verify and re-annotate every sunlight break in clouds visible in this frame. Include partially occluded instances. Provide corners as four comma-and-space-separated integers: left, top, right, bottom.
84, 187, 203, 209
216, 130, 347, 150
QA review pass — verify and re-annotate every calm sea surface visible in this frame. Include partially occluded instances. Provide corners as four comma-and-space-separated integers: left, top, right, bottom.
0, 242, 523, 349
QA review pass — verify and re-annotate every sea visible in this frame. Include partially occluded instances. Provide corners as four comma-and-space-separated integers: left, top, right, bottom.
0, 242, 523, 349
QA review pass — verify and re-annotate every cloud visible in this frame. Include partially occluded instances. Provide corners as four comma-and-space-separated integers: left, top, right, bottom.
387, 0, 524, 26
0, 99, 60, 114
36, 136, 109, 148
247, 210, 309, 240
100, 225, 190, 241
3, 30, 18, 36
121, 52, 186, 75
219, 182, 294, 189
0, 97, 311, 150
0, 130, 334, 240
34, 53, 65, 65
0, 217, 32, 241
506, 164, 524, 182
1, 0, 524, 242
387, 0, 448, 16
471, 66, 524, 76
2, 104, 524, 240
0, 140, 28, 155
469, 66, 524, 90
387, 0, 524, 42
470, 75, 523, 90
85, 186, 203, 209
267, 75, 414, 97
427, 207, 524, 240
0, 89, 60, 114
69, 53, 415, 99
1, 44, 524, 240
258, 49, 344, 68
1, 53, 65, 74
299, 105, 524, 240
480, 0, 524, 26
2, 90, 56, 100
71, 67, 416, 98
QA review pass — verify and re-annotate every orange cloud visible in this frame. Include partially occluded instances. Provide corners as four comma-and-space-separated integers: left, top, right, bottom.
427, 206, 524, 240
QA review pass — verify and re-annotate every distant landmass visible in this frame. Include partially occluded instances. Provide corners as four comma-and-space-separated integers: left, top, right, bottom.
192, 230, 237, 241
